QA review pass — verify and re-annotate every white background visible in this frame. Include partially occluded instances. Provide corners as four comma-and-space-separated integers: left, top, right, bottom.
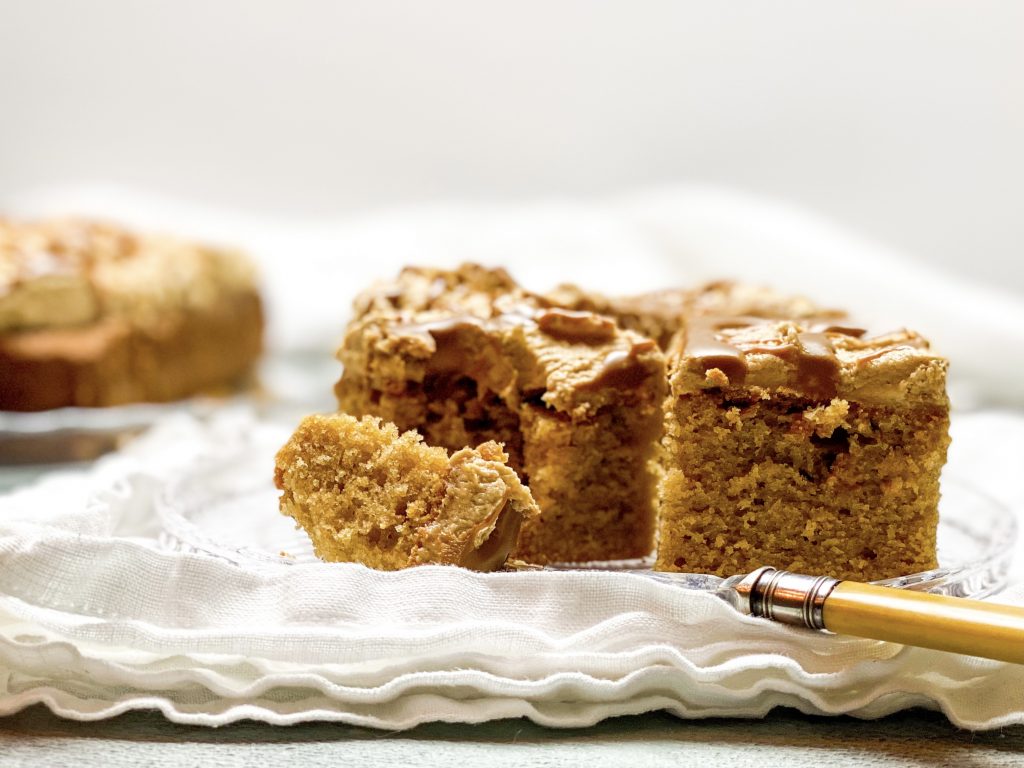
1, 1, 1022, 293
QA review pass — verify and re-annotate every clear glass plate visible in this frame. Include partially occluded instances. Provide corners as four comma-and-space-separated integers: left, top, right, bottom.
0, 388, 275, 468
156, 456, 1017, 598
0, 401, 201, 466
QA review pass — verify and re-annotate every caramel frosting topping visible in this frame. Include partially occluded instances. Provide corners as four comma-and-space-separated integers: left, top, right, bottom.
387, 313, 520, 395
417, 442, 540, 572
577, 339, 659, 391
674, 315, 946, 406
393, 314, 490, 343
355, 297, 666, 413
540, 279, 849, 355
536, 308, 617, 344
456, 505, 524, 571
684, 316, 850, 400
391, 304, 537, 345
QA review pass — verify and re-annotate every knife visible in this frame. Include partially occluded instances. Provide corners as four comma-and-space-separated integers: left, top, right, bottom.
717, 566, 1024, 664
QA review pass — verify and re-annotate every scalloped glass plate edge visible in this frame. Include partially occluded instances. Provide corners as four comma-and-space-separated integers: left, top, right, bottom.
157, 472, 1017, 599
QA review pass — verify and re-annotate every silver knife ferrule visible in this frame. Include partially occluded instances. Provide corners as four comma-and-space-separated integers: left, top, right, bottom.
741, 567, 839, 630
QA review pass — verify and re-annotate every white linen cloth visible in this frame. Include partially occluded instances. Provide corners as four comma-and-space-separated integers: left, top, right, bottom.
1, 185, 1023, 729
0, 410, 1022, 730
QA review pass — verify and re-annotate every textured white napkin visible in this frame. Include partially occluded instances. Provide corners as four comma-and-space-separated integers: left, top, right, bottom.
0, 409, 1021, 730
1, 185, 1023, 730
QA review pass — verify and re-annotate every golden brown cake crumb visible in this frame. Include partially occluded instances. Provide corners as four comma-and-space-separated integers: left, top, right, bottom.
657, 315, 950, 581
0, 218, 263, 410
274, 413, 540, 571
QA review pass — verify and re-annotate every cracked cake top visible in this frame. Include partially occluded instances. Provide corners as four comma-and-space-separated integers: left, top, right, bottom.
670, 315, 948, 407
339, 265, 667, 418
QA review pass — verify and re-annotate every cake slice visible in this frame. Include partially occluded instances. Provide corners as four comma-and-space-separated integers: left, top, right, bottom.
658, 316, 950, 581
335, 268, 666, 565
274, 413, 541, 571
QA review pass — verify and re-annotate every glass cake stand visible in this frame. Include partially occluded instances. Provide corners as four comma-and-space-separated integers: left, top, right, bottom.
156, 452, 1017, 599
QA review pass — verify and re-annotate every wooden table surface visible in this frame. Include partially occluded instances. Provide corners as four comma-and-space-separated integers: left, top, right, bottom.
1, 706, 1022, 767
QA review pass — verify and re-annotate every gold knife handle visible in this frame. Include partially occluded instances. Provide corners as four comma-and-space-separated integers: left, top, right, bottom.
736, 567, 1024, 664
823, 581, 1024, 664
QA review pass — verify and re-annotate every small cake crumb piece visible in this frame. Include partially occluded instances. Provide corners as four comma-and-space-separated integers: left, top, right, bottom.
274, 413, 540, 571
804, 398, 851, 438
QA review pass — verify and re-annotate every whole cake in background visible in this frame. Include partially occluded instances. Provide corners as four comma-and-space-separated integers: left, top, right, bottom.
0, 218, 264, 411
276, 262, 950, 580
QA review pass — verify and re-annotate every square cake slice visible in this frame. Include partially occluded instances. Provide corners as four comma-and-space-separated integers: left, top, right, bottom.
275, 413, 540, 571
336, 266, 666, 564
658, 316, 950, 581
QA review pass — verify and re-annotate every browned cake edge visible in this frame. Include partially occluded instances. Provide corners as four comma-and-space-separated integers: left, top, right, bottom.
0, 289, 263, 411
